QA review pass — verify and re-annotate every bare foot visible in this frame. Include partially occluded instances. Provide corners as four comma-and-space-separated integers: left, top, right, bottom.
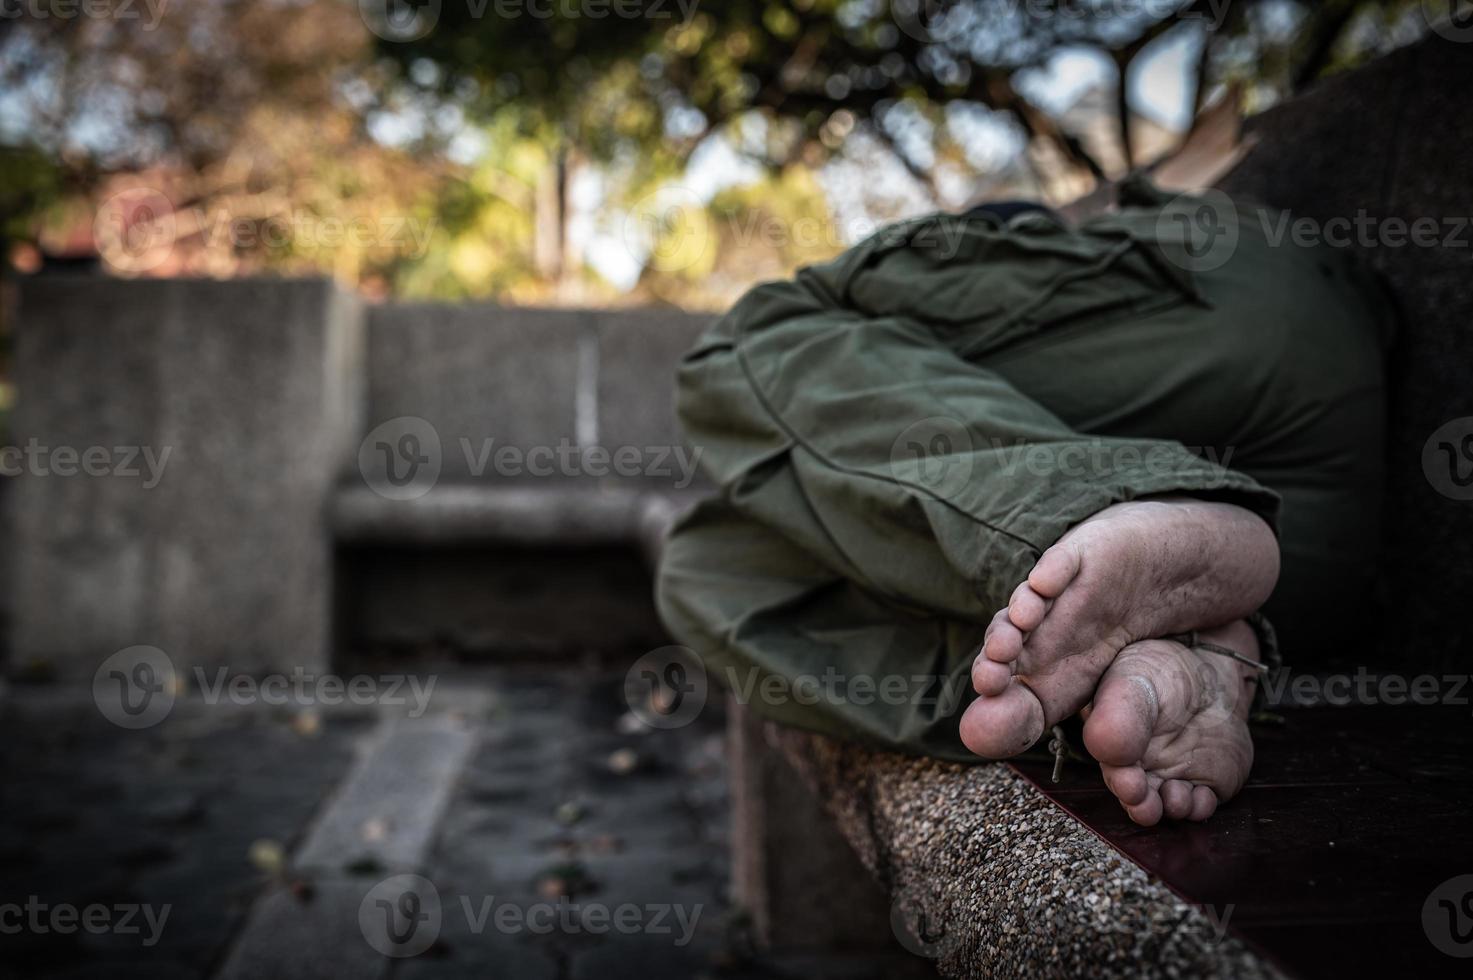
959, 497, 1277, 759
1083, 620, 1259, 825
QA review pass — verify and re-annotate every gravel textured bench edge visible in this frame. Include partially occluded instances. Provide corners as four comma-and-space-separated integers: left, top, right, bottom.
768, 723, 1287, 979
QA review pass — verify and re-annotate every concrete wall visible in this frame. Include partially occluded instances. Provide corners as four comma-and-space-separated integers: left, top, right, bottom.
595, 308, 710, 473
365, 304, 586, 485
364, 302, 708, 490
10, 277, 363, 677
5, 283, 710, 676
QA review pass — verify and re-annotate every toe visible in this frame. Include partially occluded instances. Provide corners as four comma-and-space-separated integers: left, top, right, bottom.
982, 619, 1024, 663
958, 683, 1047, 759
972, 657, 1014, 696
1082, 668, 1159, 767
1026, 543, 1081, 599
1161, 779, 1195, 820
982, 607, 1010, 640
1101, 763, 1149, 806
1189, 785, 1219, 822
1123, 774, 1165, 826
1007, 582, 1049, 632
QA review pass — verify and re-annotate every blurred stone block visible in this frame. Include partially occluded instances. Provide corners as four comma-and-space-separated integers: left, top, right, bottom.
727, 695, 895, 952
365, 303, 585, 484
595, 309, 710, 485
293, 714, 477, 876
337, 304, 710, 661
10, 276, 363, 677
217, 709, 482, 980
333, 483, 655, 547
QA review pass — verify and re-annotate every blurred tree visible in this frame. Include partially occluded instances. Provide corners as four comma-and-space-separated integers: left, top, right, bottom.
395, 114, 568, 301
626, 163, 845, 307
380, 0, 1420, 201
0, 0, 1440, 315
0, 0, 454, 289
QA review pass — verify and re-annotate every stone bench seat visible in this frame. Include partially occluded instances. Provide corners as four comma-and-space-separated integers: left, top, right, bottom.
330, 482, 703, 566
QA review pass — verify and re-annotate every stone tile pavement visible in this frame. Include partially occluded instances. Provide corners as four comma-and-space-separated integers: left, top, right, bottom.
0, 668, 936, 980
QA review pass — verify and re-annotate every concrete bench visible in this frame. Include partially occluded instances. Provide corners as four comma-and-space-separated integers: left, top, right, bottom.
334, 302, 708, 569
327, 301, 711, 656
4, 287, 708, 671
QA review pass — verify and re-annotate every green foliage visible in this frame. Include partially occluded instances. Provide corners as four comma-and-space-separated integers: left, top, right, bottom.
0, 146, 65, 242
380, 1, 1415, 172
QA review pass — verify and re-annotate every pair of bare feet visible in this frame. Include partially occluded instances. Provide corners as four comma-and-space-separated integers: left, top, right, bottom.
959, 498, 1280, 825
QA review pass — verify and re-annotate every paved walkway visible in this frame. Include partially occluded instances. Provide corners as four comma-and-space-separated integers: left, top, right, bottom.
0, 667, 933, 980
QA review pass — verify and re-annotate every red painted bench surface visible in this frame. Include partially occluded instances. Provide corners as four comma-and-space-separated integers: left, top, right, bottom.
1012, 703, 1473, 978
